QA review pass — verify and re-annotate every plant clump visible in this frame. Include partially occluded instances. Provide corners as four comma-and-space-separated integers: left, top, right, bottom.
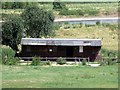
56, 57, 66, 65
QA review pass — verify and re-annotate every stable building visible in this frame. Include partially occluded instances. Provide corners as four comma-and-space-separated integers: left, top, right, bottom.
18, 38, 102, 62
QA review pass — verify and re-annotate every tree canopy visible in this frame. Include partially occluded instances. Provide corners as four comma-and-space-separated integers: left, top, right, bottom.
2, 15, 24, 52
21, 5, 55, 38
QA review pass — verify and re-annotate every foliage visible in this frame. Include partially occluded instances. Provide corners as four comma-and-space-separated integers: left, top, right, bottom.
107, 58, 114, 65
102, 23, 118, 31
101, 48, 117, 57
82, 58, 87, 65
53, 2, 67, 10
59, 8, 99, 16
2, 47, 19, 65
31, 56, 51, 66
2, 2, 38, 9
2, 48, 15, 59
100, 57, 116, 66
2, 15, 23, 52
21, 4, 55, 38
53, 22, 62, 30
56, 57, 66, 65
46, 60, 51, 65
31, 56, 42, 66
96, 21, 101, 25
2, 57, 19, 65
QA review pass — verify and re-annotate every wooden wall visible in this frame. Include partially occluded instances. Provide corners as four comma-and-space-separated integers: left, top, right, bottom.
19, 45, 101, 61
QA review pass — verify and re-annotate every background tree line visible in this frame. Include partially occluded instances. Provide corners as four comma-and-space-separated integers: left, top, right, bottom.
2, 2, 66, 9
2, 2, 38, 9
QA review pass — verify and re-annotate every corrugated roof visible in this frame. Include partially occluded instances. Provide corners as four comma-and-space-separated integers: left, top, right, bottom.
21, 38, 102, 46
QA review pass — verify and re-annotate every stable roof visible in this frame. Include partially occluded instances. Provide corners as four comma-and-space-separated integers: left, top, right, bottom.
21, 38, 102, 46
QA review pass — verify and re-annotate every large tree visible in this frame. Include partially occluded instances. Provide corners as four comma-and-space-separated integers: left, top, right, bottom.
2, 15, 23, 52
21, 5, 55, 38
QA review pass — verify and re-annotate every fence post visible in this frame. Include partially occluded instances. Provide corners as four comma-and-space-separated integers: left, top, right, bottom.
79, 58, 80, 64
88, 57, 90, 65
75, 57, 77, 64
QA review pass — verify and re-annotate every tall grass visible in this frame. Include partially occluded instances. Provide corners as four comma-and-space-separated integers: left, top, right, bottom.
55, 24, 118, 51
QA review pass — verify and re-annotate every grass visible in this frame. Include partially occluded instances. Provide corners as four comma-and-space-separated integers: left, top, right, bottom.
54, 25, 118, 51
2, 64, 118, 88
1, 2, 118, 19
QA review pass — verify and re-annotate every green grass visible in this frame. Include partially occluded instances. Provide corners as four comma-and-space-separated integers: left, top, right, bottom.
2, 64, 118, 88
1, 2, 118, 19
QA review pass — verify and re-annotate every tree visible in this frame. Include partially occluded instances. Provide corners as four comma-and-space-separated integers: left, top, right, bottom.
2, 15, 23, 52
53, 2, 67, 10
2, 2, 37, 9
21, 4, 55, 38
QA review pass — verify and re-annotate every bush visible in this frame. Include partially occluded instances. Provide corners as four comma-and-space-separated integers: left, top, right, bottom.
2, 57, 19, 65
2, 47, 20, 65
82, 58, 87, 65
101, 48, 117, 58
46, 60, 51, 65
96, 21, 101, 25
99, 59, 107, 66
31, 56, 42, 66
57, 57, 66, 65
53, 22, 62, 30
2, 48, 15, 59
2, 47, 16, 65
107, 58, 114, 65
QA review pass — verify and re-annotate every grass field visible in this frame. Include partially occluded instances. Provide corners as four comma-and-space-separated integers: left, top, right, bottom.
1, 2, 118, 19
2, 64, 118, 88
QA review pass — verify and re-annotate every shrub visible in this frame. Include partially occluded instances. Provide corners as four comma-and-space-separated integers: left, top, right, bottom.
107, 58, 114, 65
46, 60, 51, 65
2, 47, 19, 65
101, 48, 117, 58
96, 21, 100, 25
79, 23, 83, 28
31, 56, 42, 66
82, 58, 87, 65
2, 48, 15, 59
57, 57, 66, 65
53, 22, 62, 30
2, 57, 19, 65
99, 59, 106, 66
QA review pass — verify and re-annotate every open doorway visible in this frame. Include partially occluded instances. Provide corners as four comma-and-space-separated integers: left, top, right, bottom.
66, 46, 73, 58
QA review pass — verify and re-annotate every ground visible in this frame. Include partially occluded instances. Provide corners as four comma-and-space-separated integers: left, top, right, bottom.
2, 64, 118, 88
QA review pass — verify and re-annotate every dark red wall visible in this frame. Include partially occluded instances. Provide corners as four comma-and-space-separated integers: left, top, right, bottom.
19, 45, 101, 61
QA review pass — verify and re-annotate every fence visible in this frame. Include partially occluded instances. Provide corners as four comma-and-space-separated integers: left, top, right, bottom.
19, 57, 90, 63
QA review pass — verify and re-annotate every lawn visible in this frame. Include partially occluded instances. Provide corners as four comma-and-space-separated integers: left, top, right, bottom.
2, 64, 118, 88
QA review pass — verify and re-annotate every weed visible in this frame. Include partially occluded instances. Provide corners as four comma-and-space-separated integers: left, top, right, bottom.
56, 57, 66, 65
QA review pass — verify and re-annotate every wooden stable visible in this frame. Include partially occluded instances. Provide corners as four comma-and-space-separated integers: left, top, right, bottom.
18, 38, 102, 62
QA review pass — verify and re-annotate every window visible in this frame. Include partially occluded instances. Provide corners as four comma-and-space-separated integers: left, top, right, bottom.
79, 46, 83, 53
26, 46, 31, 52
49, 48, 53, 52
48, 47, 57, 52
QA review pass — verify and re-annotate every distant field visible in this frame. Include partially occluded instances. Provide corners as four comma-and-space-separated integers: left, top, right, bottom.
1, 2, 118, 19
2, 64, 118, 88
54, 25, 118, 51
